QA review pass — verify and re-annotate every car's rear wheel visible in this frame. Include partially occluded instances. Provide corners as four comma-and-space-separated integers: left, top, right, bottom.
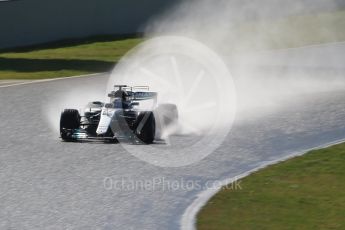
133, 111, 156, 144
60, 109, 80, 141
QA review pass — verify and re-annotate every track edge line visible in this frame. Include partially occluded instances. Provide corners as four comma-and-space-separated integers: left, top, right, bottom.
0, 72, 108, 88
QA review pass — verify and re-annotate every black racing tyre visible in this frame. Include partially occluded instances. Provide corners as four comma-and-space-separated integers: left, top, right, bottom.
60, 109, 81, 141
133, 111, 156, 144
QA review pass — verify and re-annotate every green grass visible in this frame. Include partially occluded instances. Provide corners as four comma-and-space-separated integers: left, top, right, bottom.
197, 143, 345, 230
0, 36, 143, 79
0, 9, 344, 80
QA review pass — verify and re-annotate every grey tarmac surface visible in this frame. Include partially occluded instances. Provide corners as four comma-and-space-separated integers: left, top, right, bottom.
0, 44, 345, 230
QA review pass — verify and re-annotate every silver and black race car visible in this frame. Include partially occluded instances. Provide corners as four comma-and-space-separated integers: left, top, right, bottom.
60, 85, 178, 144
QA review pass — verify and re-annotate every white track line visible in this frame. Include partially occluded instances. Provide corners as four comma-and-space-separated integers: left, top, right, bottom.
0, 80, 22, 84
270, 40, 345, 52
0, 72, 107, 88
226, 40, 345, 57
181, 138, 345, 230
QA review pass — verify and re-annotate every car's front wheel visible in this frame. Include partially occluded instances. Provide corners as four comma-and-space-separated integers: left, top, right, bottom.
60, 109, 80, 141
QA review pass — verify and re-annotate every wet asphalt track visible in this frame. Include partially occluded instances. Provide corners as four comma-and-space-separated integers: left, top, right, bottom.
1, 44, 345, 230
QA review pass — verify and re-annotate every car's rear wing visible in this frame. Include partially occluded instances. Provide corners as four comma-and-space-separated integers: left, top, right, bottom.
133, 91, 157, 101
109, 85, 157, 102
114, 85, 150, 92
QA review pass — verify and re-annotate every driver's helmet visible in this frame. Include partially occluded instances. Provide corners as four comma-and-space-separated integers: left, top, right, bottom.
113, 90, 130, 109
114, 90, 128, 101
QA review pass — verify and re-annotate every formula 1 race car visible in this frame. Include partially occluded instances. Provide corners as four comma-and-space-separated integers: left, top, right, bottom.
60, 85, 178, 144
